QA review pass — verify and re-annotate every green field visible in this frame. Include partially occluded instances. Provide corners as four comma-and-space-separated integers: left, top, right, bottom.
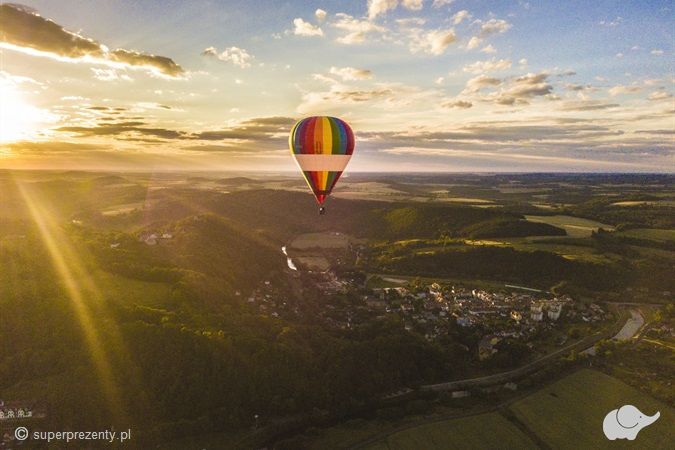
616, 228, 675, 243
510, 369, 674, 450
524, 215, 614, 238
362, 413, 538, 450
318, 370, 674, 450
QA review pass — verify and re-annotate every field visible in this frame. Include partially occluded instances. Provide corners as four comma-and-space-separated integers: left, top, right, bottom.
524, 215, 615, 238
510, 369, 674, 450
315, 370, 675, 450
615, 228, 675, 242
361, 413, 538, 450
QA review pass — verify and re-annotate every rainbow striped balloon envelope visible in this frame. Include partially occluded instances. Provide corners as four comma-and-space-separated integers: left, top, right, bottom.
289, 116, 355, 210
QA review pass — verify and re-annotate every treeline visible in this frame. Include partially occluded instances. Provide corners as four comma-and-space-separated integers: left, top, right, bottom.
372, 246, 624, 291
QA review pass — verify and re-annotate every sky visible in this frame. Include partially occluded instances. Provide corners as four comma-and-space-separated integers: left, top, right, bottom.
0, 0, 673, 172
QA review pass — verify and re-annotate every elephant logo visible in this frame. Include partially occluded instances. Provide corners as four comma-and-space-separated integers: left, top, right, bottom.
603, 405, 660, 440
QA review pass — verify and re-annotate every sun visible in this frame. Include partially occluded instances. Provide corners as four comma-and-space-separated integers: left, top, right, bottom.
0, 81, 52, 142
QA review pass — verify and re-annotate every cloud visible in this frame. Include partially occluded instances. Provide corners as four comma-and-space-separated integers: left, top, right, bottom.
648, 90, 673, 101
368, 0, 398, 19
54, 115, 296, 145
57, 123, 188, 139
90, 68, 131, 81
0, 3, 183, 77
558, 100, 620, 111
481, 44, 497, 54
193, 117, 295, 142
464, 74, 502, 92
293, 18, 324, 37
442, 99, 473, 109
432, 0, 455, 7
367, 0, 423, 19
651, 49, 664, 55
608, 84, 641, 96
491, 72, 553, 105
202, 46, 253, 68
467, 36, 482, 49
452, 10, 471, 25
478, 19, 512, 36
332, 13, 387, 44
463, 58, 512, 74
564, 83, 593, 92
315, 9, 327, 22
329, 66, 373, 80
402, 0, 424, 11
409, 28, 457, 55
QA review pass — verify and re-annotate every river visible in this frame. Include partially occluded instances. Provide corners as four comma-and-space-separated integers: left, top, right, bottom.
281, 246, 297, 271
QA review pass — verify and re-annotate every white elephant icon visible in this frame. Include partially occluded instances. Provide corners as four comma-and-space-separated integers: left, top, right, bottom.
603, 405, 660, 440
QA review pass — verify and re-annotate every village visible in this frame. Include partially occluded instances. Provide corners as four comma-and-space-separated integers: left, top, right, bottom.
244, 265, 611, 363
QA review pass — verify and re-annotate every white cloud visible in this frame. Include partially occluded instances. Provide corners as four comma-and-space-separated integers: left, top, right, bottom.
467, 36, 482, 49
432, 0, 454, 7
479, 19, 512, 36
293, 18, 324, 37
442, 99, 473, 108
333, 13, 386, 44
202, 46, 254, 68
651, 49, 664, 55
481, 44, 496, 54
463, 58, 512, 74
452, 10, 471, 25
519, 58, 528, 67
91, 68, 131, 81
608, 84, 641, 96
315, 9, 327, 22
367, 0, 423, 19
329, 66, 373, 80
435, 76, 445, 84
648, 90, 673, 101
368, 0, 398, 19
464, 74, 502, 92
489, 72, 553, 105
402, 0, 424, 11
615, 52, 624, 58
409, 28, 457, 55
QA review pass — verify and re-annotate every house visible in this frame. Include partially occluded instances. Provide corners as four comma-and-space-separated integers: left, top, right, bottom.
530, 303, 543, 321
0, 401, 40, 421
547, 303, 562, 321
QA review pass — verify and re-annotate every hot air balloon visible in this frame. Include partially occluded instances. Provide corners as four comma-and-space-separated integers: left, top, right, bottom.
289, 116, 355, 215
